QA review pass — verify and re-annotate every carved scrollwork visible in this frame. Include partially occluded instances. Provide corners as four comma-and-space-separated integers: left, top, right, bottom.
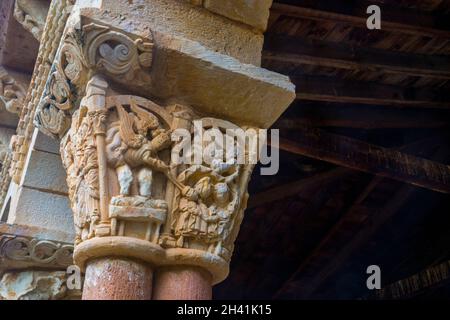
34, 62, 77, 139
84, 24, 154, 80
0, 234, 74, 267
35, 22, 154, 140
35, 102, 71, 139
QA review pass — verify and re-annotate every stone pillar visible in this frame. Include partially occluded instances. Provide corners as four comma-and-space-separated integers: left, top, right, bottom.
33, 0, 296, 300
83, 258, 153, 300
153, 266, 212, 300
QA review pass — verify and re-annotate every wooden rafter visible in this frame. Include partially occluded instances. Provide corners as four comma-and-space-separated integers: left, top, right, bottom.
275, 128, 450, 193
291, 75, 450, 108
271, 1, 450, 38
273, 105, 449, 129
377, 260, 450, 299
264, 35, 450, 80
273, 139, 448, 298
274, 183, 416, 298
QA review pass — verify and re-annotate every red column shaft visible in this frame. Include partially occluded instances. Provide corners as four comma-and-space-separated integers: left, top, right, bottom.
153, 266, 212, 300
82, 257, 153, 300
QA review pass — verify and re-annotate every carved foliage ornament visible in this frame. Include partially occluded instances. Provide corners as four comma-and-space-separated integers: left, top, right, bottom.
35, 23, 154, 139
0, 234, 74, 267
84, 24, 154, 80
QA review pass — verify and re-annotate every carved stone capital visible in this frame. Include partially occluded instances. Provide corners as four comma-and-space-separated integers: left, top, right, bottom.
32, 2, 295, 287
56, 74, 254, 283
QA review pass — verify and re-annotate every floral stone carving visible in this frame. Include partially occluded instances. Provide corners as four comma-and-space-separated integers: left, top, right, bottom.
35, 22, 154, 139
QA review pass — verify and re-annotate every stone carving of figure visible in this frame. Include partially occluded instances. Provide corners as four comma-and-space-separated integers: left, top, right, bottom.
61, 107, 101, 244
171, 160, 241, 255
106, 99, 174, 198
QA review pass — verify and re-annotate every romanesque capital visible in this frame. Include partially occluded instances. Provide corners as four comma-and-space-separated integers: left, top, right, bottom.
32, 1, 295, 288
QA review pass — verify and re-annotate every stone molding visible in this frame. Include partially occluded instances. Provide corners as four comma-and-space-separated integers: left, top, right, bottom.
187, 0, 273, 32
0, 147, 11, 212
0, 223, 74, 274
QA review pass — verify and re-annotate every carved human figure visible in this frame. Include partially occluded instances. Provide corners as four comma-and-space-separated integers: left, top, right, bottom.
61, 107, 101, 244
174, 176, 212, 246
206, 182, 236, 255
171, 159, 240, 256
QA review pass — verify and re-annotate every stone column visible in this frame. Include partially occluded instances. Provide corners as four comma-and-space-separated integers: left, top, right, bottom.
33, 0, 295, 300
83, 257, 153, 300
153, 266, 212, 300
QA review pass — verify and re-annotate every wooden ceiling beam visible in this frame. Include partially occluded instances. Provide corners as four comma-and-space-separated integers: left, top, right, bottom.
275, 183, 417, 298
271, 1, 450, 38
264, 35, 450, 80
273, 137, 447, 298
273, 105, 449, 129
376, 260, 450, 299
291, 75, 450, 109
276, 128, 450, 193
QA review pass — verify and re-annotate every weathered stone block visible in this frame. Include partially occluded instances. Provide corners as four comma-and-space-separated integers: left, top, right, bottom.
21, 150, 68, 194
81, 0, 264, 65
8, 187, 74, 237
203, 0, 273, 31
31, 129, 60, 155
